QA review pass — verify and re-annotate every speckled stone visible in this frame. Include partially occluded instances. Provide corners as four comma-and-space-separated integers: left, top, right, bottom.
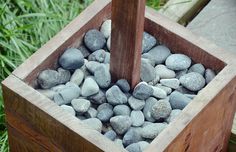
169, 91, 192, 109
131, 111, 145, 127
180, 72, 205, 91
110, 116, 132, 135
100, 19, 111, 38
165, 109, 182, 123
83, 118, 102, 132
165, 54, 191, 70
141, 123, 167, 139
128, 96, 145, 110
84, 29, 106, 52
71, 98, 91, 113
155, 64, 176, 79
133, 82, 153, 100
151, 99, 172, 120
94, 64, 111, 88
188, 63, 205, 75
60, 105, 76, 116
116, 79, 130, 93
160, 78, 180, 89
106, 85, 127, 105
113, 105, 131, 116
142, 32, 157, 53
81, 77, 99, 97
143, 97, 157, 122
145, 45, 171, 64
205, 69, 216, 84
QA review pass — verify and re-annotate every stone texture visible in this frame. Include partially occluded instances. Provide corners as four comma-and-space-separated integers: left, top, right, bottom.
142, 32, 157, 53
113, 105, 131, 116
94, 64, 111, 88
59, 48, 84, 70
131, 111, 145, 127
106, 85, 127, 105
160, 78, 180, 89
188, 63, 205, 75
37, 89, 56, 100
84, 29, 106, 52
97, 103, 113, 122
144, 45, 171, 64
165, 54, 191, 70
70, 69, 84, 86
133, 82, 153, 100
71, 99, 91, 113
205, 69, 216, 84
180, 72, 205, 91
126, 143, 142, 152
104, 130, 116, 141
83, 118, 102, 132
88, 90, 106, 105
141, 60, 156, 82
151, 86, 167, 99
155, 64, 176, 79
38, 69, 60, 89
81, 77, 99, 97
78, 45, 90, 58
123, 128, 142, 147
143, 97, 157, 122
84, 107, 97, 118
60, 105, 76, 116
110, 116, 132, 135
151, 99, 172, 120
169, 91, 192, 109
141, 123, 167, 139
128, 96, 145, 110
100, 19, 111, 38
88, 49, 106, 63
165, 109, 182, 123
116, 79, 130, 93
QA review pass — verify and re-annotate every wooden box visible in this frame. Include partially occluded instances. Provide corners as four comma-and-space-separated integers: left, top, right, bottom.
2, 0, 236, 151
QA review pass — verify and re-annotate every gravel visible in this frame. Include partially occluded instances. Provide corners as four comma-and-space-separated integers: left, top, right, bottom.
97, 103, 113, 122
100, 20, 111, 38
155, 64, 176, 79
123, 128, 142, 147
142, 32, 157, 53
57, 68, 71, 84
169, 91, 192, 109
113, 105, 131, 116
126, 143, 142, 152
59, 48, 84, 70
38, 69, 60, 89
165, 109, 182, 123
84, 107, 97, 118
84, 29, 106, 52
53, 84, 80, 105
160, 78, 180, 89
141, 123, 167, 139
81, 77, 99, 96
128, 96, 145, 110
151, 86, 167, 99
151, 99, 172, 120
165, 54, 191, 70
88, 49, 106, 63
143, 97, 157, 122
83, 118, 102, 132
85, 61, 101, 74
131, 111, 145, 127
70, 69, 84, 86
71, 99, 91, 113
205, 69, 216, 84
104, 130, 117, 141
188, 63, 205, 75
145, 45, 171, 64
60, 105, 76, 116
78, 45, 90, 58
36, 89, 55, 100
155, 84, 172, 95
141, 59, 156, 82
133, 82, 153, 100
110, 115, 132, 135
88, 90, 106, 105
116, 79, 130, 93
94, 64, 111, 88
106, 85, 127, 105
179, 72, 205, 91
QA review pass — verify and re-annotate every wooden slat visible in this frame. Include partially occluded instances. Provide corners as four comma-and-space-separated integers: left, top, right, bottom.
110, 0, 145, 88
2, 75, 125, 152
159, 0, 210, 25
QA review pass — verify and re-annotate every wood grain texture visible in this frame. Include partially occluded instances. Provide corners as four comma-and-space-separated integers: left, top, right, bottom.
159, 0, 210, 25
2, 1, 236, 152
110, 0, 145, 88
145, 64, 236, 152
2, 75, 125, 152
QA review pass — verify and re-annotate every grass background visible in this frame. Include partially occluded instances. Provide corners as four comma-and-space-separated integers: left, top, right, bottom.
0, 0, 165, 151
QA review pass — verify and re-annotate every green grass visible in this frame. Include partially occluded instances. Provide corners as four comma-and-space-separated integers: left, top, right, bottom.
0, 0, 163, 151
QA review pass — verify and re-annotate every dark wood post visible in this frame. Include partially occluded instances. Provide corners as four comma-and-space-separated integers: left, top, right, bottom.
110, 0, 146, 88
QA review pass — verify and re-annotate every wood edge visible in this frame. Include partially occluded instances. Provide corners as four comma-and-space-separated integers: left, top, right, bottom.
159, 0, 210, 25
145, 64, 236, 152
2, 74, 125, 152
145, 6, 236, 66
12, 0, 112, 81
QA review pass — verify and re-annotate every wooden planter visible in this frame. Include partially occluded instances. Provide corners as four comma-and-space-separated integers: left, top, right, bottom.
2, 0, 236, 151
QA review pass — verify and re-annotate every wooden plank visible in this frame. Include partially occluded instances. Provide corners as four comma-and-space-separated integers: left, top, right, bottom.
186, 0, 236, 146
2, 75, 125, 152
146, 64, 236, 152
110, 0, 145, 88
159, 0, 210, 25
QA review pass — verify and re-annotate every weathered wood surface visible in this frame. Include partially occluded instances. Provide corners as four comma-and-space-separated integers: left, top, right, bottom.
2, 0, 236, 152
159, 0, 210, 25
186, 0, 236, 145
110, 0, 145, 88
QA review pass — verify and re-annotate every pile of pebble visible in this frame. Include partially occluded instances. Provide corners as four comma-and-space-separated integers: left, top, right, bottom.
36, 19, 216, 152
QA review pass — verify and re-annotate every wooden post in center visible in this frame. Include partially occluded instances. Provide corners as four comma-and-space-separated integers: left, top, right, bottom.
110, 0, 146, 89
